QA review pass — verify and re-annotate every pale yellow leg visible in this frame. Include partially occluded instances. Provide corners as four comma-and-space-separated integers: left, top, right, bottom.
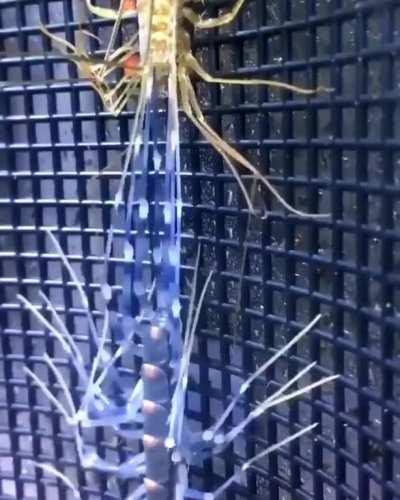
100, 0, 127, 80
40, 24, 78, 55
179, 68, 328, 218
78, 27, 102, 44
104, 75, 131, 101
88, 1, 137, 82
185, 53, 331, 95
40, 24, 100, 89
109, 78, 140, 116
178, 70, 259, 213
107, 34, 139, 64
85, 0, 136, 20
40, 21, 139, 117
183, 0, 246, 29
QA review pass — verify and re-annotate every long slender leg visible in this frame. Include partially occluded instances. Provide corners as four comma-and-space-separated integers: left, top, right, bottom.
185, 53, 330, 95
205, 317, 322, 438
41, 28, 138, 120
85, 0, 136, 20
85, 1, 137, 81
100, 0, 127, 80
41, 20, 140, 114
114, 70, 151, 208
41, 29, 112, 99
180, 69, 326, 218
183, 0, 246, 29
218, 374, 338, 449
103, 75, 136, 107
40, 24, 79, 55
187, 75, 327, 217
40, 25, 110, 100
178, 71, 256, 212
106, 34, 139, 68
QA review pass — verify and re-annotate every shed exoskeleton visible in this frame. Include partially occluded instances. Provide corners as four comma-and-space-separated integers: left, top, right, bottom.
43, 0, 330, 216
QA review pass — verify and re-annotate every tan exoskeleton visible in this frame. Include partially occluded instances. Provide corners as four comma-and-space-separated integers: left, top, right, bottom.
43, 0, 329, 216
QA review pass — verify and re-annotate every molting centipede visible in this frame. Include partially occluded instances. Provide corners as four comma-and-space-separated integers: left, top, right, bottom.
9, 1, 338, 499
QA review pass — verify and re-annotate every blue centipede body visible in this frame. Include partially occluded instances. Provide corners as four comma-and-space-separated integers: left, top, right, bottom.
118, 66, 184, 497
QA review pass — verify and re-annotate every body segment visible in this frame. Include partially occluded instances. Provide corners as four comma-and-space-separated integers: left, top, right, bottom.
14, 1, 337, 499
146, 0, 175, 67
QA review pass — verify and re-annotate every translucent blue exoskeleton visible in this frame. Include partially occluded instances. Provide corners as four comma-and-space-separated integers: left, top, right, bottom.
19, 230, 336, 499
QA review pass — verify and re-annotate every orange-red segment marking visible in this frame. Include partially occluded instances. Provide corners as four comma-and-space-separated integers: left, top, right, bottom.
122, 0, 137, 11
121, 0, 139, 77
123, 53, 141, 76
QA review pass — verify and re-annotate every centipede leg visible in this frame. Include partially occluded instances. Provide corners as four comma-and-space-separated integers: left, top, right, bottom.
180, 69, 325, 217
185, 53, 330, 95
39, 24, 79, 55
183, 0, 246, 29
85, 0, 136, 20
178, 71, 257, 213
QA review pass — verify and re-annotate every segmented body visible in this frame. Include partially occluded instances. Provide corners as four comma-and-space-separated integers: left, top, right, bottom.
13, 1, 337, 499
143, 0, 174, 66
116, 1, 183, 496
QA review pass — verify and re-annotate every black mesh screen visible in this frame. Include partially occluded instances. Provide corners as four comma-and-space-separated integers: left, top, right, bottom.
0, 0, 399, 499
